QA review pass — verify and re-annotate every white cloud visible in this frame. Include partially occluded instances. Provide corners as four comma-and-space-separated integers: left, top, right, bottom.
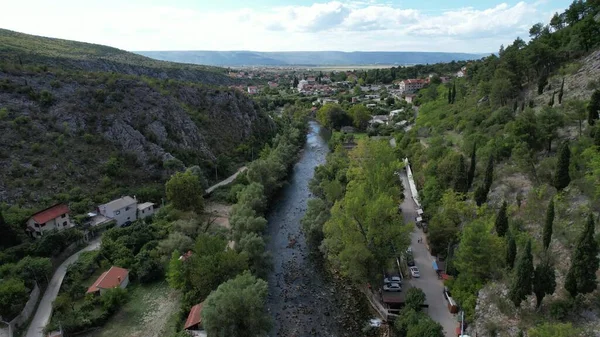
0, 0, 558, 53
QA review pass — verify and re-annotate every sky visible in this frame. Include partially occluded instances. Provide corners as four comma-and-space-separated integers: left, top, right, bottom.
0, 0, 573, 53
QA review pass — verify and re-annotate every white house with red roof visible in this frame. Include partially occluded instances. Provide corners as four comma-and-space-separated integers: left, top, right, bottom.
87, 266, 129, 295
26, 203, 73, 238
247, 86, 259, 94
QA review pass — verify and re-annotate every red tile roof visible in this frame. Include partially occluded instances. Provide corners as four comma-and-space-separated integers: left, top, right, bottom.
31, 204, 70, 224
87, 266, 129, 293
184, 303, 204, 330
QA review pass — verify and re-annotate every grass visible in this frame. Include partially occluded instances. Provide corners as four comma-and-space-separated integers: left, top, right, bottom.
82, 281, 180, 337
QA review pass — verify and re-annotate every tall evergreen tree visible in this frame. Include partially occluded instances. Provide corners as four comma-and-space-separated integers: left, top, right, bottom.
474, 184, 487, 206
543, 199, 554, 250
558, 78, 565, 104
495, 201, 509, 237
506, 232, 517, 269
448, 87, 452, 104
565, 214, 600, 297
588, 90, 600, 126
467, 144, 477, 190
553, 141, 571, 191
549, 91, 556, 107
533, 258, 556, 308
454, 155, 469, 194
509, 240, 534, 307
451, 82, 457, 104
484, 155, 494, 193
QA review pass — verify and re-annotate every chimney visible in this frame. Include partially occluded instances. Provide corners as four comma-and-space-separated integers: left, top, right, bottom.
118, 276, 121, 282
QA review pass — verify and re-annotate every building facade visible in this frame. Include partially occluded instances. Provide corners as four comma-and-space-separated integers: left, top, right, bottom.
399, 79, 426, 94
98, 196, 137, 226
26, 204, 73, 238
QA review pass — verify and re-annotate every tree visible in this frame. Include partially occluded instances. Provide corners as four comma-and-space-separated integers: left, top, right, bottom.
509, 240, 534, 307
589, 90, 600, 126
565, 99, 587, 136
565, 214, 599, 297
348, 104, 371, 130
484, 155, 494, 193
236, 182, 267, 214
404, 288, 426, 311
553, 141, 571, 191
467, 144, 477, 190
538, 106, 564, 152
101, 287, 128, 314
447, 87, 452, 104
542, 199, 554, 250
528, 323, 580, 337
0, 208, 20, 249
506, 232, 517, 269
494, 201, 509, 237
0, 278, 29, 320
166, 250, 185, 289
237, 233, 272, 278
453, 155, 468, 194
16, 256, 52, 285
558, 78, 564, 104
474, 184, 487, 206
407, 318, 445, 337
451, 82, 457, 104
202, 271, 271, 337
165, 170, 204, 213
454, 220, 503, 281
549, 91, 555, 107
533, 258, 556, 308
316, 103, 351, 130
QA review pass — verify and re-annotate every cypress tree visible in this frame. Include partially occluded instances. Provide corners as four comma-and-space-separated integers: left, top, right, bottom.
467, 143, 477, 190
509, 240, 534, 307
484, 155, 494, 193
506, 232, 517, 269
474, 184, 487, 206
588, 90, 600, 126
533, 258, 556, 308
549, 91, 555, 107
595, 126, 600, 147
495, 201, 509, 237
543, 199, 554, 250
448, 87, 452, 104
454, 155, 468, 194
451, 83, 457, 104
512, 100, 518, 113
558, 78, 565, 104
565, 214, 600, 297
520, 101, 525, 113
553, 142, 571, 191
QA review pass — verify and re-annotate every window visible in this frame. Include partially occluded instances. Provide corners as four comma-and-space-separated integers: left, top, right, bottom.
61, 214, 66, 218
115, 210, 121, 215
63, 221, 67, 226
142, 210, 145, 214
125, 206, 130, 211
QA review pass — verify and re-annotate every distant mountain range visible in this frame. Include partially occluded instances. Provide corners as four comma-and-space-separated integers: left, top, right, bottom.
134, 51, 487, 67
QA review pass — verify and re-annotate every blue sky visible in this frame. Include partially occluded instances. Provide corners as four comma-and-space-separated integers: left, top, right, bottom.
0, 0, 573, 53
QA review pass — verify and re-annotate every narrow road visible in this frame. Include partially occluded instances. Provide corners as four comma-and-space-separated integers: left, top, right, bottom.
399, 170, 457, 337
25, 240, 101, 337
204, 166, 247, 194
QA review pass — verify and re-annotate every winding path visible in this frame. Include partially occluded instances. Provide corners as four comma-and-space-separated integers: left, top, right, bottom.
25, 240, 101, 337
204, 166, 247, 195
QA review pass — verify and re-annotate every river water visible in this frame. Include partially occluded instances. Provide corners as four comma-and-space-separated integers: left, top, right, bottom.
266, 121, 350, 337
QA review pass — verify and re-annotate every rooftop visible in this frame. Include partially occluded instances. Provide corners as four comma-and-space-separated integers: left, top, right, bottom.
101, 196, 137, 211
137, 202, 154, 210
31, 203, 70, 224
87, 266, 129, 293
184, 303, 204, 330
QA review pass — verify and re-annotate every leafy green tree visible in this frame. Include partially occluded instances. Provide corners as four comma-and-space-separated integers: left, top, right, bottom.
509, 240, 534, 307
166, 250, 185, 289
237, 232, 272, 278
16, 256, 52, 284
394, 308, 422, 336
467, 144, 477, 189
453, 155, 468, 194
506, 232, 517, 269
454, 220, 503, 281
301, 198, 330, 250
533, 258, 556, 308
553, 141, 571, 190
236, 182, 267, 214
565, 99, 587, 136
230, 205, 268, 242
202, 271, 271, 337
165, 170, 204, 213
565, 214, 599, 297
316, 103, 351, 130
543, 199, 554, 250
348, 104, 371, 130
589, 90, 600, 126
404, 287, 426, 311
494, 201, 509, 237
407, 318, 445, 337
247, 158, 285, 197
528, 322, 580, 337
0, 278, 29, 320
0, 209, 20, 249
538, 106, 564, 152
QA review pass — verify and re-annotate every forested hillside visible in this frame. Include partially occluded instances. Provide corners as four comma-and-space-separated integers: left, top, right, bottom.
390, 0, 600, 335
0, 31, 275, 235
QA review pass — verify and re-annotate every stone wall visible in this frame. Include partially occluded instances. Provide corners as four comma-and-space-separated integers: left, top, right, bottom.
6, 283, 41, 337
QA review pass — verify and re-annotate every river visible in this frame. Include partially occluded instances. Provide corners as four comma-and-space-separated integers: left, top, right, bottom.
266, 121, 354, 337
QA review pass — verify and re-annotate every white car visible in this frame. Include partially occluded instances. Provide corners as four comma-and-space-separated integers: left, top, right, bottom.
410, 266, 420, 278
384, 276, 402, 284
383, 282, 402, 292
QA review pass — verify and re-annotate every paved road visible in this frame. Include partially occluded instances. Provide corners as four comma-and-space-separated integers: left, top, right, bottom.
399, 170, 457, 337
25, 240, 101, 337
204, 166, 247, 194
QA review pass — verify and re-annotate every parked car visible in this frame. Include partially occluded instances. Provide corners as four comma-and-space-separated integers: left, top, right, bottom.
410, 266, 420, 278
384, 276, 402, 284
406, 253, 415, 266
383, 282, 402, 292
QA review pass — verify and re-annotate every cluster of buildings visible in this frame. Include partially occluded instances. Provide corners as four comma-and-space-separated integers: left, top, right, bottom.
26, 196, 156, 238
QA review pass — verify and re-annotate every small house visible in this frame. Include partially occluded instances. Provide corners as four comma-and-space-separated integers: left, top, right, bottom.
247, 86, 258, 95
404, 94, 416, 104
26, 203, 73, 238
340, 126, 356, 134
137, 202, 155, 219
185, 303, 207, 336
87, 266, 129, 295
369, 115, 389, 125
98, 196, 137, 227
